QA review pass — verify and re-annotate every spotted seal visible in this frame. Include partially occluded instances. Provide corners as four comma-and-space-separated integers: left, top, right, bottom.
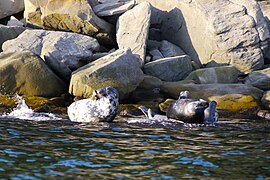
166, 91, 210, 123
67, 87, 119, 123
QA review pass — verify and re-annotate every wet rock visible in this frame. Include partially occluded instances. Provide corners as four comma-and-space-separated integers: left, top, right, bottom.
2, 29, 100, 82
118, 104, 143, 117
116, 2, 151, 64
209, 94, 261, 117
0, 94, 69, 114
69, 49, 144, 100
143, 55, 193, 81
138, 75, 163, 90
245, 67, 270, 90
262, 90, 270, 110
24, 0, 114, 45
137, 0, 269, 73
93, 0, 135, 16
0, 51, 67, 97
161, 83, 264, 102
185, 66, 240, 84
0, 24, 25, 52
0, 0, 24, 19
159, 99, 175, 113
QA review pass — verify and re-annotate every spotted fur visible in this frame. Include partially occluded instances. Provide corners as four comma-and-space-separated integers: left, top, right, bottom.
67, 87, 119, 123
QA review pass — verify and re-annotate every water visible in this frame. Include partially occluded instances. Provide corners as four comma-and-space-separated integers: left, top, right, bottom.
0, 97, 269, 179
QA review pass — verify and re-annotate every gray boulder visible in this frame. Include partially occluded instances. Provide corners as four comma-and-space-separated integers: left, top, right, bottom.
143, 55, 193, 81
138, 75, 163, 90
0, 24, 25, 52
69, 49, 144, 99
0, 51, 67, 97
116, 2, 151, 65
161, 82, 264, 102
245, 67, 270, 90
185, 66, 240, 84
23, 0, 114, 45
262, 90, 270, 110
137, 0, 269, 73
159, 40, 186, 58
3, 29, 100, 82
0, 0, 24, 19
93, 0, 135, 16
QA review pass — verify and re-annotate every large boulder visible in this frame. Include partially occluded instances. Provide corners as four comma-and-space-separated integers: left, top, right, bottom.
137, 0, 269, 73
0, 0, 24, 19
143, 55, 193, 81
185, 66, 240, 84
245, 67, 270, 90
161, 82, 264, 101
69, 49, 144, 99
116, 2, 151, 65
0, 24, 25, 52
2, 29, 100, 82
138, 75, 163, 90
0, 51, 67, 97
23, 0, 114, 45
93, 0, 135, 17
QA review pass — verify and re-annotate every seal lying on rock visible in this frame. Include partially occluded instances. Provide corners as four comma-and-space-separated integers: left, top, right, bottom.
166, 91, 209, 123
139, 90, 218, 124
67, 87, 119, 123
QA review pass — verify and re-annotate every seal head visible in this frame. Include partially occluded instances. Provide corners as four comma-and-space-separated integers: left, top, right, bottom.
67, 87, 119, 123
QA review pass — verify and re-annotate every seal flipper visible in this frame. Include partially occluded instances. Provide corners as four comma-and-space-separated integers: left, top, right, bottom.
204, 101, 218, 123
138, 106, 158, 120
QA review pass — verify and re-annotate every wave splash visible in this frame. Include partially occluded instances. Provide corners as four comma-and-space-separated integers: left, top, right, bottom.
2, 94, 62, 121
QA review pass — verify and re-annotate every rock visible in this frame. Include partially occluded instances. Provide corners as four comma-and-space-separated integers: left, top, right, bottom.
129, 88, 164, 103
0, 51, 67, 97
262, 90, 270, 110
118, 104, 144, 117
0, 24, 25, 52
93, 0, 135, 16
69, 49, 144, 99
0, 0, 24, 19
3, 29, 100, 82
23, 0, 114, 45
159, 99, 175, 113
259, 1, 270, 31
245, 67, 270, 90
143, 55, 193, 81
148, 28, 162, 41
185, 66, 240, 84
138, 75, 163, 90
7, 16, 25, 27
209, 94, 260, 114
137, 0, 269, 73
161, 83, 264, 102
159, 40, 186, 58
148, 49, 164, 61
116, 2, 151, 65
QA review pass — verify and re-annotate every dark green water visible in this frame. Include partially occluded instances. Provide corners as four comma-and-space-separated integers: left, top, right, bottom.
0, 116, 269, 179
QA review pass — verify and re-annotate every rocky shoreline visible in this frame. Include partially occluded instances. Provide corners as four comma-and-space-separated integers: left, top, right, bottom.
0, 0, 270, 119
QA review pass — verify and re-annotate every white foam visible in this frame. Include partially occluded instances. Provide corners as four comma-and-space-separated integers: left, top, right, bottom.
2, 95, 62, 121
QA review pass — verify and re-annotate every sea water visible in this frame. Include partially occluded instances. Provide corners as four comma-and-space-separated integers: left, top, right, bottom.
0, 96, 269, 179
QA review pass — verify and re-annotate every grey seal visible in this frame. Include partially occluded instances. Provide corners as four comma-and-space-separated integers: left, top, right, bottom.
166, 91, 216, 123
67, 87, 119, 123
